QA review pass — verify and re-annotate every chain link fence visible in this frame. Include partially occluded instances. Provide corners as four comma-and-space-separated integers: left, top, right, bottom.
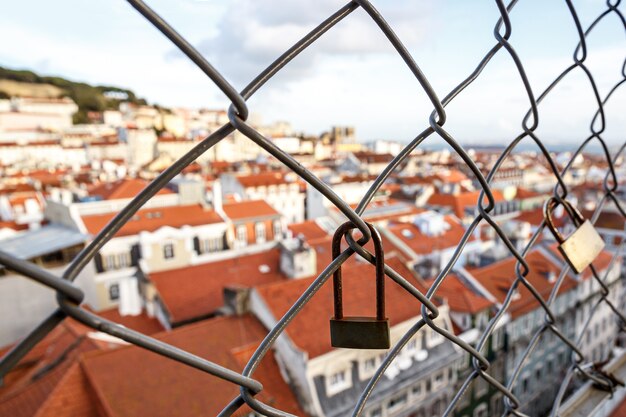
1, 0, 626, 416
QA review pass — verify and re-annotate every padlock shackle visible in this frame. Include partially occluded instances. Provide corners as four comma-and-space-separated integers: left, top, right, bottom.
544, 197, 586, 243
332, 221, 385, 321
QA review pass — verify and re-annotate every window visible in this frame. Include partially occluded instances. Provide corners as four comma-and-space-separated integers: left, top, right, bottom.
236, 225, 248, 245
272, 220, 282, 240
327, 370, 350, 395
255, 222, 266, 243
412, 381, 424, 398
369, 407, 382, 417
433, 371, 445, 389
361, 357, 377, 377
387, 393, 407, 412
109, 283, 120, 301
118, 252, 131, 268
103, 254, 116, 271
163, 243, 175, 259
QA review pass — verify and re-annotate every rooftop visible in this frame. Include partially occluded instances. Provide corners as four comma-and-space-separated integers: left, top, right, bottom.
0, 224, 87, 260
254, 257, 434, 358
222, 200, 280, 221
150, 249, 285, 324
81, 204, 223, 237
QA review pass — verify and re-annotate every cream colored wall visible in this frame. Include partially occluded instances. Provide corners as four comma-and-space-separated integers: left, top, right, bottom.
144, 238, 192, 272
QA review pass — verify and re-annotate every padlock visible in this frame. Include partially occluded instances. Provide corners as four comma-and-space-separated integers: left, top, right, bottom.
330, 221, 390, 349
544, 197, 605, 274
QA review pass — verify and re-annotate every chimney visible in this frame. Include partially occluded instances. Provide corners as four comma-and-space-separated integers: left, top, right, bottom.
223, 285, 251, 316
280, 235, 317, 279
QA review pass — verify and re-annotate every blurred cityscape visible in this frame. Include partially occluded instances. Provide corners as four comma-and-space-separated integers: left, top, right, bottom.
0, 70, 624, 417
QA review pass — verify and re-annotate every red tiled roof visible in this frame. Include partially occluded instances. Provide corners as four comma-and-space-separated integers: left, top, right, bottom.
431, 170, 469, 184
222, 200, 280, 221
427, 190, 505, 218
387, 215, 473, 255
515, 187, 545, 199
254, 257, 432, 358
80, 315, 306, 417
236, 172, 294, 188
150, 249, 285, 324
427, 274, 493, 314
88, 178, 173, 200
470, 250, 578, 318
352, 151, 394, 164
0, 323, 100, 417
288, 221, 330, 243
81, 204, 223, 237
34, 363, 99, 417
93, 308, 164, 336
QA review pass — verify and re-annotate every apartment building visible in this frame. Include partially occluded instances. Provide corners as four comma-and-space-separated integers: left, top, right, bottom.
221, 171, 306, 223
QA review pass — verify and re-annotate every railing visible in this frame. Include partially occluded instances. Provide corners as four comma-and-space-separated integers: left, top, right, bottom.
1, 1, 625, 416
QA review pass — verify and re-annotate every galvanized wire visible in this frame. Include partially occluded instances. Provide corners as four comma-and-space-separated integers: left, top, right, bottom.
0, 0, 625, 416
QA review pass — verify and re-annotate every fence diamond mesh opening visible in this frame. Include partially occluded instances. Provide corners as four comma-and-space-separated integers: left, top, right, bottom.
1, 0, 626, 416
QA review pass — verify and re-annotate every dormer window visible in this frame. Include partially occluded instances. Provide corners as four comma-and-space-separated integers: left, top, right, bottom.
326, 369, 351, 395
360, 356, 378, 380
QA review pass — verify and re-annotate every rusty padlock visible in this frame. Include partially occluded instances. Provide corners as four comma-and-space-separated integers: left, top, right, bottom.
544, 197, 605, 274
330, 222, 390, 349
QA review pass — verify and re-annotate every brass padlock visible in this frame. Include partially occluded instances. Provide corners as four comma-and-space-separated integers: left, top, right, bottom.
544, 197, 605, 274
330, 222, 390, 349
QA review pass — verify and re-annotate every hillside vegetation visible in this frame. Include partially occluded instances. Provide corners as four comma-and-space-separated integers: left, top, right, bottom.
0, 66, 147, 123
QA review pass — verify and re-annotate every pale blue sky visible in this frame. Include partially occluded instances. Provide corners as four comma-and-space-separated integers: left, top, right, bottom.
0, 0, 624, 144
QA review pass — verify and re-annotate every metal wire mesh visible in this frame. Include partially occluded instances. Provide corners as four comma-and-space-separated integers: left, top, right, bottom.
1, 0, 625, 416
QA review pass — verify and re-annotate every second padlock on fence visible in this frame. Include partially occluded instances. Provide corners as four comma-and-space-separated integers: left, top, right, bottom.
329, 222, 390, 350
544, 197, 605, 274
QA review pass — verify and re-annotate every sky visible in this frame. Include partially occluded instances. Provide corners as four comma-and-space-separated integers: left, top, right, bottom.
1, 0, 624, 145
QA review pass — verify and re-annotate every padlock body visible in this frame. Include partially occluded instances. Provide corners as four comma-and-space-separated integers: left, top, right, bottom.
330, 316, 390, 349
558, 220, 605, 274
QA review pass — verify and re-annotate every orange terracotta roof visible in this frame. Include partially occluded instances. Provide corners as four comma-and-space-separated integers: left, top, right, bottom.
80, 315, 306, 417
427, 273, 494, 314
222, 200, 280, 221
582, 209, 625, 231
288, 221, 330, 242
92, 308, 164, 336
81, 204, 223, 237
427, 190, 505, 218
515, 187, 545, 199
88, 178, 173, 200
236, 172, 293, 187
470, 250, 578, 318
431, 169, 469, 184
254, 257, 432, 358
33, 363, 99, 417
352, 151, 394, 164
150, 249, 285, 324
0, 322, 100, 417
515, 207, 568, 228
387, 215, 474, 255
